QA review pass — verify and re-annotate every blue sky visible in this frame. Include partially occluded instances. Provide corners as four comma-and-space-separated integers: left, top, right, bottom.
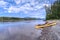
0, 0, 56, 18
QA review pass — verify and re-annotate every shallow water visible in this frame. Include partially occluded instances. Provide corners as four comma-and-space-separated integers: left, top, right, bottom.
0, 20, 46, 40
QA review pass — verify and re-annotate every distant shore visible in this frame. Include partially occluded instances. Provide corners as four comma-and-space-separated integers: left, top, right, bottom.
0, 17, 45, 22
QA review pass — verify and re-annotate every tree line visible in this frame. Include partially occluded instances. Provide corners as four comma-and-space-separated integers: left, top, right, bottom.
46, 0, 60, 20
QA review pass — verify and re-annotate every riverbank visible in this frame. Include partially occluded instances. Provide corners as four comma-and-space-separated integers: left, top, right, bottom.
38, 20, 60, 40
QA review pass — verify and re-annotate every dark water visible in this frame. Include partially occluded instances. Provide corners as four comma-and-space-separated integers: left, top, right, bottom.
0, 20, 46, 40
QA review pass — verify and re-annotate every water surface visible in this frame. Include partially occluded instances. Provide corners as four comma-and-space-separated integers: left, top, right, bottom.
0, 20, 46, 40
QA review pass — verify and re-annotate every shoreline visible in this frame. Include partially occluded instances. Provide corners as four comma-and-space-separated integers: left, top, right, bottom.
37, 20, 60, 40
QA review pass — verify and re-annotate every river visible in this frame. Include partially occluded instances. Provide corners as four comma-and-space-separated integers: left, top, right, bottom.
0, 20, 46, 40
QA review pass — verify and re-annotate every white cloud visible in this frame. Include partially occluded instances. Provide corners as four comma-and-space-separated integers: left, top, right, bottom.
8, 6, 20, 13
8, 3, 48, 13
43, 4, 51, 7
0, 0, 53, 18
0, 0, 51, 14
0, 0, 8, 7
14, 0, 33, 4
14, 0, 22, 4
7, 3, 32, 13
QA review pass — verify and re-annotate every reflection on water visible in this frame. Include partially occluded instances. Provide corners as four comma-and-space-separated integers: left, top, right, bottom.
0, 20, 46, 27
0, 20, 45, 40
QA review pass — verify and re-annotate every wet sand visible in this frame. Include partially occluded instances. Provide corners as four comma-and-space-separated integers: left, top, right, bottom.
38, 20, 60, 40
38, 27, 59, 40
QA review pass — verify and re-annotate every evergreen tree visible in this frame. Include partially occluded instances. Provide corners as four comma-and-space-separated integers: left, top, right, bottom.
46, 0, 60, 19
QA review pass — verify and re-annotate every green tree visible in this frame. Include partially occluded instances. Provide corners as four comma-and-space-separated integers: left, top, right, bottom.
46, 0, 60, 20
